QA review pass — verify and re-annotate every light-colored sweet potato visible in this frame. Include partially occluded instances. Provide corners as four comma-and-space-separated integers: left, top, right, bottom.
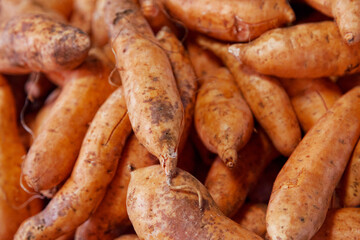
70, 0, 97, 33
312, 208, 360, 240
91, 0, 109, 47
115, 234, 140, 240
106, 0, 184, 180
15, 87, 132, 240
156, 26, 197, 153
0, 75, 43, 240
22, 56, 115, 192
75, 134, 158, 240
280, 77, 342, 132
0, 14, 90, 75
205, 128, 278, 217
197, 36, 301, 156
229, 21, 360, 79
338, 140, 360, 207
195, 67, 253, 167
304, 0, 360, 45
266, 86, 360, 240
158, 0, 294, 42
127, 165, 263, 240
232, 204, 267, 238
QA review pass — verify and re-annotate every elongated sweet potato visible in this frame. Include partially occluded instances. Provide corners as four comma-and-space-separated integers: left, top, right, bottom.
91, 0, 109, 47
127, 165, 263, 240
338, 140, 360, 207
304, 0, 360, 45
266, 86, 360, 240
312, 208, 360, 240
197, 36, 301, 156
158, 0, 294, 42
195, 67, 253, 167
22, 56, 115, 192
280, 78, 342, 132
76, 134, 158, 240
115, 234, 140, 240
156, 27, 197, 153
15, 87, 132, 240
232, 204, 267, 238
0, 75, 43, 240
205, 128, 278, 217
0, 14, 90, 75
70, 0, 97, 33
229, 21, 360, 78
106, 0, 184, 180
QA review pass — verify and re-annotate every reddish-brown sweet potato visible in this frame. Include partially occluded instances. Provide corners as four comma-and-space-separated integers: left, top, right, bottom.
229, 21, 360, 78
267, 86, 360, 240
127, 165, 263, 240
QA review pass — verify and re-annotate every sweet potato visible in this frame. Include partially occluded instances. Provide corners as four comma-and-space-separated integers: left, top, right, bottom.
115, 234, 140, 240
205, 128, 278, 217
106, 0, 184, 180
0, 14, 90, 75
338, 140, 360, 207
22, 56, 115, 192
195, 67, 253, 167
266, 86, 360, 240
158, 0, 294, 42
91, 0, 109, 47
15, 87, 132, 239
304, 0, 360, 45
25, 74, 54, 101
70, 0, 97, 33
312, 208, 360, 240
33, 0, 74, 19
280, 78, 342, 132
197, 36, 301, 156
75, 134, 158, 240
0, 75, 43, 239
229, 21, 360, 78
232, 204, 267, 238
156, 26, 197, 153
127, 165, 263, 240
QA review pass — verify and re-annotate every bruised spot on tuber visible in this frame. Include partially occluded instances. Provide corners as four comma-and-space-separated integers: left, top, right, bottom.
149, 99, 175, 125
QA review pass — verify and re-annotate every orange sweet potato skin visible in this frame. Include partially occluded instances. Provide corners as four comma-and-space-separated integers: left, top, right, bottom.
232, 204, 267, 238
205, 128, 278, 217
195, 67, 253, 167
229, 21, 360, 78
0, 75, 43, 240
75, 134, 158, 240
114, 235, 140, 240
127, 165, 263, 240
15, 87, 132, 240
312, 208, 360, 240
0, 14, 90, 74
267, 86, 360, 240
106, 0, 184, 179
160, 0, 295, 42
22, 57, 115, 192
280, 78, 342, 132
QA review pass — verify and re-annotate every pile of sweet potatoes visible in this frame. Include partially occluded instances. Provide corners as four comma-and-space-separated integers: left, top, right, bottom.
1, 0, 360, 239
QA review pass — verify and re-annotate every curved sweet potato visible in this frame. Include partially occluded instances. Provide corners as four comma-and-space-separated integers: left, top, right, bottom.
127, 165, 263, 240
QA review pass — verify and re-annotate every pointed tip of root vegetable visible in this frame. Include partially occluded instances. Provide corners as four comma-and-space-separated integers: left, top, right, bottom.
221, 148, 237, 168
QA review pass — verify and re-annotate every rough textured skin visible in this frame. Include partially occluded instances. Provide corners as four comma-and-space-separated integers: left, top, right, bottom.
195, 67, 253, 167
266, 86, 360, 240
23, 57, 115, 192
312, 208, 360, 240
280, 78, 342, 132
232, 204, 267, 238
338, 140, 360, 207
115, 234, 140, 240
70, 0, 97, 33
159, 0, 295, 41
91, 0, 109, 47
197, 36, 301, 156
15, 88, 132, 240
127, 165, 263, 240
76, 134, 159, 240
205, 128, 278, 217
0, 14, 90, 74
229, 21, 360, 78
304, 0, 360, 44
156, 27, 197, 153
0, 75, 43, 240
106, 0, 184, 179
